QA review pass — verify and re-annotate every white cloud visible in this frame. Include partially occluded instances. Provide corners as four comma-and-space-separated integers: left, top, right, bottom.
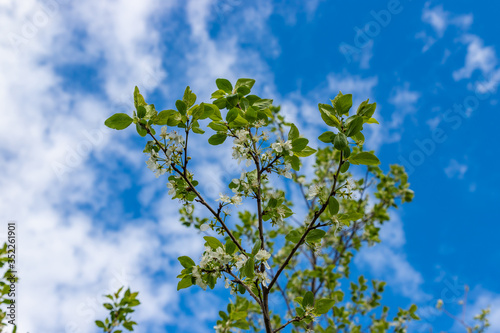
418, 3, 473, 52
326, 72, 378, 104
387, 83, 420, 129
355, 213, 430, 302
444, 159, 468, 179
422, 3, 472, 37
453, 35, 497, 81
0, 1, 207, 331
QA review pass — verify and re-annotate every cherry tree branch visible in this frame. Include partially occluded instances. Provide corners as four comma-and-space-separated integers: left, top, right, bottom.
145, 127, 247, 255
268, 151, 344, 291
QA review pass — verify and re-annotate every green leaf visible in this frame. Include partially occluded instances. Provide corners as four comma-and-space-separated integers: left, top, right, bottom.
328, 197, 340, 215
352, 132, 365, 145
357, 100, 376, 118
243, 257, 255, 279
345, 116, 363, 137
287, 155, 301, 171
216, 78, 233, 94
208, 133, 227, 145
208, 122, 227, 132
285, 230, 302, 244
226, 108, 239, 122
231, 115, 248, 126
333, 92, 352, 115
334, 132, 348, 151
295, 146, 316, 157
252, 99, 273, 110
191, 124, 205, 134
234, 78, 256, 91
136, 123, 147, 137
349, 152, 380, 165
176, 100, 187, 115
95, 320, 105, 328
178, 256, 195, 269
288, 124, 300, 141
306, 229, 326, 243
302, 291, 314, 308
315, 299, 335, 314
318, 131, 335, 143
134, 86, 147, 109
364, 117, 379, 124
211, 89, 226, 99
318, 104, 340, 127
251, 240, 261, 255
145, 104, 157, 119
137, 105, 146, 118
291, 138, 309, 152
225, 240, 237, 255
103, 303, 113, 310
203, 236, 223, 249
213, 98, 226, 110
233, 320, 250, 330
105, 113, 133, 130
226, 94, 239, 107
236, 86, 251, 95
205, 104, 222, 121
244, 107, 257, 122
156, 109, 175, 125
340, 161, 350, 173
177, 276, 193, 291
183, 86, 196, 108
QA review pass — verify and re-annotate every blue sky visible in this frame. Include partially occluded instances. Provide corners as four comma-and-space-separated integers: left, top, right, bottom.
0, 0, 499, 332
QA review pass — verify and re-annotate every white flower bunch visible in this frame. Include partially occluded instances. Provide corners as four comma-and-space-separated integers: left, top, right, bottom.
271, 139, 293, 156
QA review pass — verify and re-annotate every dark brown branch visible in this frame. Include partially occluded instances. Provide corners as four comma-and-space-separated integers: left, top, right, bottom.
268, 151, 344, 291
145, 128, 247, 256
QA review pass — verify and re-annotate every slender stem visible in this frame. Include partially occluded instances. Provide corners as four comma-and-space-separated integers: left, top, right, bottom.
273, 315, 306, 333
263, 291, 272, 333
247, 128, 272, 332
248, 128, 265, 251
145, 128, 247, 255
225, 270, 262, 306
183, 120, 190, 177
268, 151, 344, 291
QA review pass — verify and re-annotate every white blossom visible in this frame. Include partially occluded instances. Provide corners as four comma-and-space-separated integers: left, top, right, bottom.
255, 249, 271, 262
160, 126, 168, 139
217, 193, 231, 203
256, 271, 271, 287
192, 266, 207, 290
275, 206, 286, 225
234, 254, 248, 271
271, 139, 293, 156
307, 184, 322, 200
231, 195, 242, 205
167, 180, 177, 196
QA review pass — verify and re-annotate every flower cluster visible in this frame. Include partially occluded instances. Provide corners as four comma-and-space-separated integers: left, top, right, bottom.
200, 246, 233, 268
230, 171, 262, 197
276, 162, 293, 179
232, 129, 253, 166
307, 183, 324, 200
145, 149, 167, 178
145, 126, 185, 177
167, 177, 180, 196
271, 139, 293, 156
216, 193, 243, 206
